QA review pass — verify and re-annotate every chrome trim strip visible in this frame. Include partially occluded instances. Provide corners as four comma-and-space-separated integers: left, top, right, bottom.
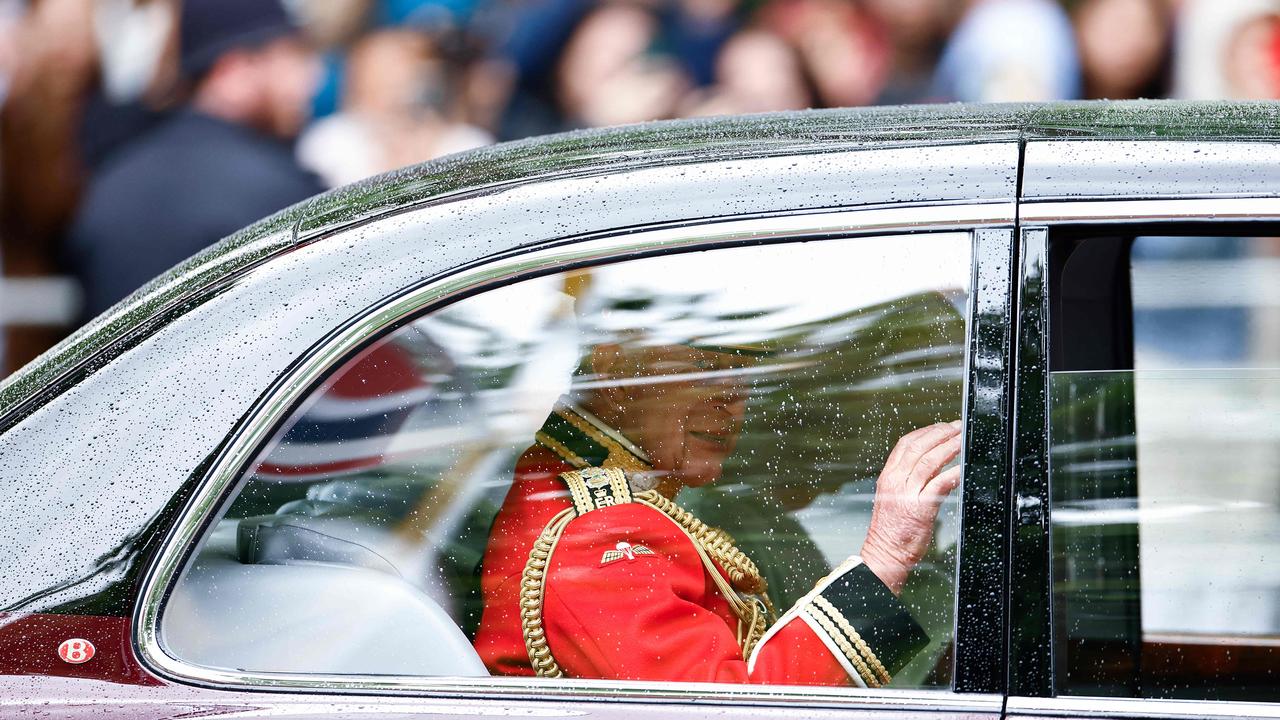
1008, 695, 1280, 719
135, 201, 1011, 705
1021, 197, 1280, 225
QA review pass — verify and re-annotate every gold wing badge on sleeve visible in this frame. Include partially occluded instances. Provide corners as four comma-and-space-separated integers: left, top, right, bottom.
599, 540, 656, 566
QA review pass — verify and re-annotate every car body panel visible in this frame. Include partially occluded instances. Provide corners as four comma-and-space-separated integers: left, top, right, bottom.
0, 614, 157, 686
0, 138, 1017, 720
1006, 696, 1280, 720
0, 144, 1017, 621
1022, 140, 1280, 201
1, 676, 1001, 720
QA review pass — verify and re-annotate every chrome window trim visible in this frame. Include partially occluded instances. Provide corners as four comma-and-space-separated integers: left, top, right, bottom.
135, 201, 1011, 707
1021, 196, 1280, 225
1008, 696, 1280, 719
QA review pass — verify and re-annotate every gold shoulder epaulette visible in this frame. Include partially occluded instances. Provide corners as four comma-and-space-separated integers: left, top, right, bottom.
560, 466, 633, 515
521, 465, 776, 677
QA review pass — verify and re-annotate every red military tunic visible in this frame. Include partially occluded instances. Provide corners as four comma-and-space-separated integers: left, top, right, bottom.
472, 402, 927, 687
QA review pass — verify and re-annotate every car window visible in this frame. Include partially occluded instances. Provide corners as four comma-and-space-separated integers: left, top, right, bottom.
161, 233, 972, 691
1050, 233, 1280, 702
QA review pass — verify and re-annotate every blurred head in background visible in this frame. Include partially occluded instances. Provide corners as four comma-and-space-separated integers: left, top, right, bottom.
861, 0, 956, 103
682, 28, 812, 116
1224, 11, 1280, 99
1076, 0, 1172, 99
295, 25, 493, 188
1171, 0, 1280, 99
181, 0, 321, 139
760, 0, 890, 107
345, 28, 442, 118
555, 1, 689, 127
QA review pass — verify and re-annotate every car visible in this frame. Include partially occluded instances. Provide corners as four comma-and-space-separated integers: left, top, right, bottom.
2, 100, 1280, 719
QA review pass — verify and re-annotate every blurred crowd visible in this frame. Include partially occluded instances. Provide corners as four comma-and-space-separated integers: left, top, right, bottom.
1, 0, 1280, 374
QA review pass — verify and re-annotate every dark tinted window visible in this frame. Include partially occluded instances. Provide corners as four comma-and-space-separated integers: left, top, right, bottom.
1051, 232, 1280, 701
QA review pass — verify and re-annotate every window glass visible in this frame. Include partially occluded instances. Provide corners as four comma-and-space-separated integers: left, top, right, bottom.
163, 234, 971, 690
1051, 234, 1280, 701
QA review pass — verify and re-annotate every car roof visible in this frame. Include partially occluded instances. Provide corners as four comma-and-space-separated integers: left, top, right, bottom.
294, 99, 1280, 239
2, 99, 1278, 424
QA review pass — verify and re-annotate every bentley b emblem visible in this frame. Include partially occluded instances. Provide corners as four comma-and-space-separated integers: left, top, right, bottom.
600, 541, 656, 566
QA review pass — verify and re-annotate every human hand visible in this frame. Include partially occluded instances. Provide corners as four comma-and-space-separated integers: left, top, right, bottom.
859, 421, 963, 595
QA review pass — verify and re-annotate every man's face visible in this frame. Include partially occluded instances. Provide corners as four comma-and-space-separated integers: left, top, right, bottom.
603, 345, 752, 488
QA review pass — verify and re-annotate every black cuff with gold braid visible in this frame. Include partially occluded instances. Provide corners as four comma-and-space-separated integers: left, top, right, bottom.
810, 564, 929, 686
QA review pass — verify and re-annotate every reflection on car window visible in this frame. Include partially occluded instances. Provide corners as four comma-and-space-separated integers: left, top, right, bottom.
162, 234, 971, 690
1051, 234, 1280, 702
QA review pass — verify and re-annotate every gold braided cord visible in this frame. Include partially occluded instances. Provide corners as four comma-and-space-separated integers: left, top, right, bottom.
648, 508, 769, 659
811, 595, 891, 685
737, 597, 769, 659
634, 489, 768, 597
633, 490, 774, 659
520, 508, 574, 678
803, 606, 879, 688
534, 431, 589, 470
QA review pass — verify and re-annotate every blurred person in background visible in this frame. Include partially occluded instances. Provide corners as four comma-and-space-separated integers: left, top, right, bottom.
290, 0, 374, 125
0, 0, 17, 105
66, 0, 325, 319
1, 0, 99, 372
1075, 0, 1172, 99
554, 2, 689, 128
1, 0, 96, 255
681, 28, 813, 116
1172, 0, 1280, 99
496, 0, 736, 137
79, 0, 181, 171
1222, 9, 1280, 99
489, 0, 589, 139
757, 0, 891, 108
297, 28, 492, 188
0, 0, 23, 371
932, 0, 1080, 102
667, 0, 741, 88
862, 0, 957, 104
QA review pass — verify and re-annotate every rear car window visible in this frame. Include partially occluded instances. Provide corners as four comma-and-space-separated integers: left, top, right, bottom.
1050, 233, 1280, 701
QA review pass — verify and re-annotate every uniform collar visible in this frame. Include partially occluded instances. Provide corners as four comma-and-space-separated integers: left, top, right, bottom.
534, 399, 652, 474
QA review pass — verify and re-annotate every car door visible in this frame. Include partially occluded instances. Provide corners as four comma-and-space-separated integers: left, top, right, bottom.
1008, 137, 1280, 720
2, 132, 1016, 718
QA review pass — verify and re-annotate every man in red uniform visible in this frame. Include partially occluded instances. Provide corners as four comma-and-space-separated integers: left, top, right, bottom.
472, 340, 962, 687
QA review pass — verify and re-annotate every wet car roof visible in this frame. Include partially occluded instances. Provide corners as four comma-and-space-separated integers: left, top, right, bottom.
294, 100, 1280, 239
3, 100, 1278, 422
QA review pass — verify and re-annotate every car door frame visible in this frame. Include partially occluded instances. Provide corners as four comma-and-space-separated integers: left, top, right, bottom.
133, 201, 1018, 714
1007, 138, 1280, 720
